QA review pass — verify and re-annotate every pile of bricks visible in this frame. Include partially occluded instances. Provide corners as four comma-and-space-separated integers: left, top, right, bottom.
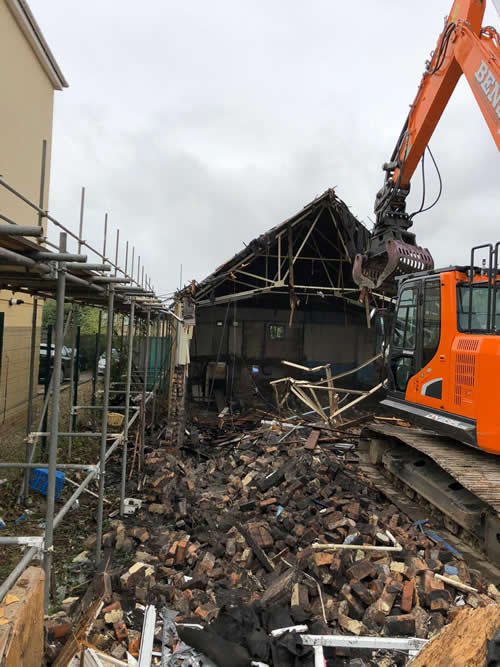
49, 418, 500, 664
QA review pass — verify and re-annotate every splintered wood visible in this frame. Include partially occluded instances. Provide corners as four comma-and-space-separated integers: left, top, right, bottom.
271, 353, 383, 423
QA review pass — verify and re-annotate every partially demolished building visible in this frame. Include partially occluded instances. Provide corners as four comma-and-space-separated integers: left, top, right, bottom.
180, 189, 376, 409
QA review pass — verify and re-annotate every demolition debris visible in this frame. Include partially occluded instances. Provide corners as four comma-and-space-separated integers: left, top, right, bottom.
43, 409, 500, 665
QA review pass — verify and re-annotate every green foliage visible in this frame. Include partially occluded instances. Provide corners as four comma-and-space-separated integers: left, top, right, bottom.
41, 301, 101, 335
41, 300, 71, 327
78, 307, 100, 335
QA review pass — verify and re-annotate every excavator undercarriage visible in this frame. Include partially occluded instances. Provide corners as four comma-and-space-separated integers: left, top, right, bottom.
363, 421, 500, 564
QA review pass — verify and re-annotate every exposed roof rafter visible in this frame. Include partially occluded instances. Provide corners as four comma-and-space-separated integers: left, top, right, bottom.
182, 188, 371, 307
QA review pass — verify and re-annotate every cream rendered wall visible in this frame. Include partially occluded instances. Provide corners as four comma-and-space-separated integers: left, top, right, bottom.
0, 0, 56, 423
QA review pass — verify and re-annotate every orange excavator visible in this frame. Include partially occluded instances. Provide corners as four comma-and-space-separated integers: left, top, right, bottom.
352, 0, 500, 562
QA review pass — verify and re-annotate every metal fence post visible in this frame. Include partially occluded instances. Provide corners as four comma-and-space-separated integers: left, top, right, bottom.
120, 298, 135, 516
95, 285, 114, 566
92, 213, 108, 407
91, 325, 100, 408
41, 324, 52, 455
24, 297, 38, 499
140, 308, 151, 473
67, 312, 76, 458
68, 325, 81, 459
164, 319, 170, 399
44, 232, 67, 609
158, 317, 165, 393
164, 318, 170, 394
151, 316, 159, 427
26, 297, 38, 437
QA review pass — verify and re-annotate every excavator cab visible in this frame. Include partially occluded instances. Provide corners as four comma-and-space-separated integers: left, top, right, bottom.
387, 275, 441, 395
382, 243, 500, 455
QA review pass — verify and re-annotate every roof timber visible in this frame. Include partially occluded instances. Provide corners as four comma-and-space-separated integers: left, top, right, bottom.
185, 188, 371, 307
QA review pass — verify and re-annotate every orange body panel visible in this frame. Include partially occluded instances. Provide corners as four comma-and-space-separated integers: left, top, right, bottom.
404, 271, 500, 454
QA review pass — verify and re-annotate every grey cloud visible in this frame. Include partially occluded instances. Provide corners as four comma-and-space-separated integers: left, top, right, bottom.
29, 0, 498, 294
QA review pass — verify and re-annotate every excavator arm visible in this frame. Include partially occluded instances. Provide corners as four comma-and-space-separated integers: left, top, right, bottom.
353, 0, 500, 293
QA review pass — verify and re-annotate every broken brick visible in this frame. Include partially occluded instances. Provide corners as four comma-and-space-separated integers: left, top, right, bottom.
338, 613, 365, 635
347, 559, 376, 581
198, 552, 216, 572
259, 497, 277, 507
194, 604, 219, 622
386, 614, 416, 636
351, 581, 376, 606
400, 580, 415, 613
314, 552, 335, 567
175, 540, 189, 565
377, 580, 403, 615
424, 570, 445, 594
46, 616, 72, 641
113, 620, 128, 642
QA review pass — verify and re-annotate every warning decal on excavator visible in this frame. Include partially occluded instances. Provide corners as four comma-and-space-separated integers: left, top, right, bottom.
425, 413, 470, 430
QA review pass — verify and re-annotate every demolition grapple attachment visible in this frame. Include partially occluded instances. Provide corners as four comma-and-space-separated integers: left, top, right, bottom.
353, 238, 434, 294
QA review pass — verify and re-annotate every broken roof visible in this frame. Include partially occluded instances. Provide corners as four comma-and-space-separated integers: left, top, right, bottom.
185, 188, 371, 307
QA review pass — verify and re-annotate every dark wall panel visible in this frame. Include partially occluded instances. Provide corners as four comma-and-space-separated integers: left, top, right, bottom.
243, 321, 265, 359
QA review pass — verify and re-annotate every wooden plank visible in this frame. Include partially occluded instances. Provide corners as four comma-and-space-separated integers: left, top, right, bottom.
281, 360, 330, 373
272, 384, 281, 412
331, 383, 384, 419
434, 574, 478, 594
312, 543, 402, 552
335, 414, 373, 430
0, 567, 44, 667
290, 385, 322, 417
235, 522, 275, 573
53, 597, 103, 667
325, 366, 337, 420
296, 385, 365, 394
307, 387, 328, 421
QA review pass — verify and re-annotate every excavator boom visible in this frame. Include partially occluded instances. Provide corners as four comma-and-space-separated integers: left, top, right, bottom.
353, 0, 500, 293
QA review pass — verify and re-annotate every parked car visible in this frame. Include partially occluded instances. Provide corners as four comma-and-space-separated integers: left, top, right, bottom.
97, 348, 119, 375
38, 343, 73, 384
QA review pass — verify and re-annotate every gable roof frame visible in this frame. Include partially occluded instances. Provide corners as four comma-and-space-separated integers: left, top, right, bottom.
183, 188, 372, 308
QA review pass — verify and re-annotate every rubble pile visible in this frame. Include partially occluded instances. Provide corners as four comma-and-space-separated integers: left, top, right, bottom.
46, 415, 500, 665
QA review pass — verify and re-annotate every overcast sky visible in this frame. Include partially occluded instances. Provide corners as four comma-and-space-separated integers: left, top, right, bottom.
30, 0, 498, 297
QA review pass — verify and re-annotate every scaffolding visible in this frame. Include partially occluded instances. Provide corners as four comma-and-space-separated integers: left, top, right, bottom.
0, 152, 178, 609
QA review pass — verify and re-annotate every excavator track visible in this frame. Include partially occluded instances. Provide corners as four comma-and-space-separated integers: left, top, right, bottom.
361, 422, 500, 565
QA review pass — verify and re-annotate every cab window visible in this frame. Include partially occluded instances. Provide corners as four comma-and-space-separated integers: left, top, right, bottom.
457, 284, 492, 331
422, 279, 441, 365
393, 286, 417, 349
